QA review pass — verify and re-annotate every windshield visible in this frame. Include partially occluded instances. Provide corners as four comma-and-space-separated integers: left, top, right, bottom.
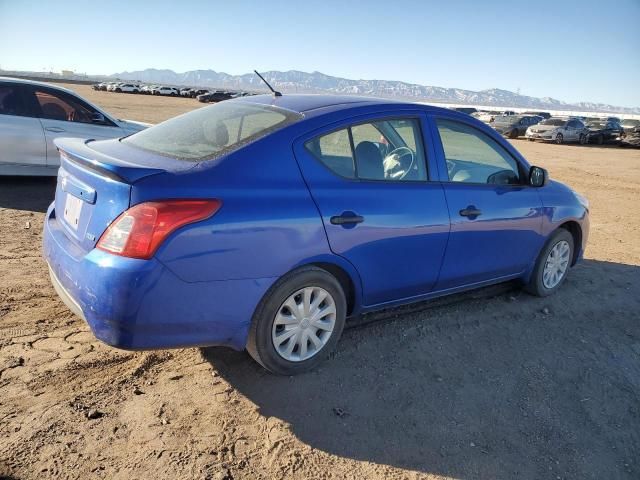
540, 118, 565, 126
587, 122, 606, 128
622, 119, 640, 126
123, 101, 302, 161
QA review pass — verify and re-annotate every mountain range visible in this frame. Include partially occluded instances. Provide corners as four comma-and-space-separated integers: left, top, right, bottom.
111, 69, 639, 114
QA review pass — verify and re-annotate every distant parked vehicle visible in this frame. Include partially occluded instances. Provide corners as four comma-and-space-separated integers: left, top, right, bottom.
180, 88, 193, 97
153, 86, 180, 96
140, 85, 157, 95
115, 84, 141, 94
523, 111, 551, 119
492, 115, 541, 139
621, 119, 640, 134
197, 90, 234, 103
453, 107, 477, 115
190, 88, 210, 98
526, 118, 588, 144
107, 82, 125, 92
475, 111, 500, 123
0, 77, 149, 176
585, 120, 623, 145
619, 126, 640, 148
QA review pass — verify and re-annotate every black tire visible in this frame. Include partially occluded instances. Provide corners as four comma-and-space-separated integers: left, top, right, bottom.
596, 135, 604, 145
246, 266, 346, 375
115, 88, 122, 93
509, 129, 518, 139
579, 134, 587, 145
555, 133, 564, 145
525, 229, 574, 297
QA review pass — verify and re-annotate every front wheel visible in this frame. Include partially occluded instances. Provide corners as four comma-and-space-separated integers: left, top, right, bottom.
509, 129, 518, 139
526, 229, 574, 297
579, 134, 587, 145
246, 266, 346, 375
555, 133, 564, 145
596, 135, 604, 145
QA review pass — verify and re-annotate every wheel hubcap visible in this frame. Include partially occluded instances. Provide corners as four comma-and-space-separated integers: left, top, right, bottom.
272, 286, 336, 362
542, 240, 571, 289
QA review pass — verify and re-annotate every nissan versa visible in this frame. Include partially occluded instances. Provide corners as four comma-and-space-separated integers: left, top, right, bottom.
43, 95, 590, 374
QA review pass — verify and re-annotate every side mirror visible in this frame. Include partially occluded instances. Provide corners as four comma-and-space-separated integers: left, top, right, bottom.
529, 166, 548, 187
91, 112, 106, 124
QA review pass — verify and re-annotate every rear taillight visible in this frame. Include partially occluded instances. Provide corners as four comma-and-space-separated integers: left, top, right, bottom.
97, 200, 221, 259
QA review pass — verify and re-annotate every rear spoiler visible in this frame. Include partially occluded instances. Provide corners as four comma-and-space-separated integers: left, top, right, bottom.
55, 138, 166, 184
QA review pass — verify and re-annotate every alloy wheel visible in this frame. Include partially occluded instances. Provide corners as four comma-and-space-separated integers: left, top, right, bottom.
542, 240, 571, 289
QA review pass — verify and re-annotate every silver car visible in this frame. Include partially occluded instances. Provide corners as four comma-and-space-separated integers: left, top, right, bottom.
0, 77, 149, 176
525, 117, 588, 145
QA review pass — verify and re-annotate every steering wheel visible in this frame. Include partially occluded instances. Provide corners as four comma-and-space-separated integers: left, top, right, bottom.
383, 147, 415, 180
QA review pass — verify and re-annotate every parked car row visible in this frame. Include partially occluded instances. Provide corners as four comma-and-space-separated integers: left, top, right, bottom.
458, 107, 633, 146
524, 117, 629, 145
93, 82, 256, 102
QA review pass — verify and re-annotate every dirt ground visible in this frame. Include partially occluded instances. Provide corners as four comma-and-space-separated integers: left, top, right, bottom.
1, 84, 639, 480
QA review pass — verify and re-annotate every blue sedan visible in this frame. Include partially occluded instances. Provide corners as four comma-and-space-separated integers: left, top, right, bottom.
43, 95, 590, 374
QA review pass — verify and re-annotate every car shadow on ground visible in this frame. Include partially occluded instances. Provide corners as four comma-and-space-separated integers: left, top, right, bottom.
202, 259, 640, 479
0, 176, 56, 213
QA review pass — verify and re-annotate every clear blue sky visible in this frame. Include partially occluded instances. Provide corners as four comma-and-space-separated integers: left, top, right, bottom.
1, 0, 639, 107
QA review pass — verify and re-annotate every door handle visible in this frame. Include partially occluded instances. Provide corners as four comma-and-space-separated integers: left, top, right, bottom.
45, 127, 65, 133
459, 207, 482, 218
330, 213, 364, 225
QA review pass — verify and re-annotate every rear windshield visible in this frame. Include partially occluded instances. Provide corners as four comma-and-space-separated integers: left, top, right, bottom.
123, 101, 302, 161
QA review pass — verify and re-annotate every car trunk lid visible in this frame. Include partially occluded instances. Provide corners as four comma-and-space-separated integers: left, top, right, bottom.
53, 137, 194, 252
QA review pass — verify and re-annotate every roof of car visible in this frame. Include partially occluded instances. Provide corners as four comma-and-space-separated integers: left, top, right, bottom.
0, 76, 77, 94
236, 93, 412, 115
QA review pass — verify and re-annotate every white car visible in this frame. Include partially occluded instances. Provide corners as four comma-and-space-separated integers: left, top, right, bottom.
0, 77, 150, 176
113, 83, 141, 94
526, 118, 588, 144
106, 82, 123, 92
152, 86, 180, 96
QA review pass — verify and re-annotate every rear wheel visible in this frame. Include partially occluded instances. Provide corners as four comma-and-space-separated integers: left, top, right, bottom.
555, 133, 564, 145
596, 135, 604, 145
525, 229, 574, 297
246, 266, 346, 375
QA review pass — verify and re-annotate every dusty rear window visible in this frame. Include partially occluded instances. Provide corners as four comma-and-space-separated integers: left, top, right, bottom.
123, 101, 302, 161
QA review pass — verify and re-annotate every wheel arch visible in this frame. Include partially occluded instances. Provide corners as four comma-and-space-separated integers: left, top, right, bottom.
310, 262, 358, 316
289, 254, 363, 317
558, 220, 582, 265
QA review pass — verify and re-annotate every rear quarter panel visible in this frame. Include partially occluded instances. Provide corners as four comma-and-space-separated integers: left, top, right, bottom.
131, 128, 336, 284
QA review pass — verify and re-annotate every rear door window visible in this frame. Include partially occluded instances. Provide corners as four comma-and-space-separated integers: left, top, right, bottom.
32, 88, 99, 124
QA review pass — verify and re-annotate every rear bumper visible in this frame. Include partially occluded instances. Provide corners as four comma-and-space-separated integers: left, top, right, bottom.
42, 203, 274, 351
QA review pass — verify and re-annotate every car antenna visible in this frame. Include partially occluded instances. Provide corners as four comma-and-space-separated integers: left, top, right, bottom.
254, 70, 282, 97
